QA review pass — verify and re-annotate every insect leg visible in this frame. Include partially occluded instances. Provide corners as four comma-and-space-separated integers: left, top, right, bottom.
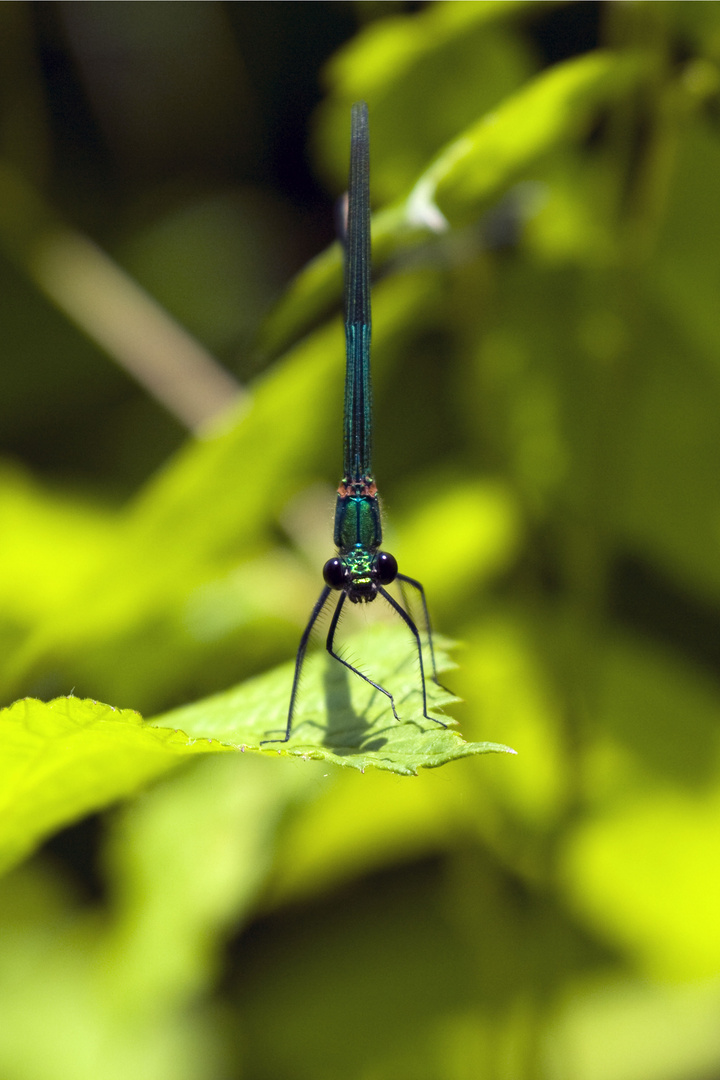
326, 591, 400, 720
379, 585, 447, 728
396, 572, 452, 693
261, 585, 332, 744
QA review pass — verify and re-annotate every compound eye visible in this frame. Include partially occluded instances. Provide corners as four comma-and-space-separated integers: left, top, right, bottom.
323, 557, 348, 590
376, 551, 398, 585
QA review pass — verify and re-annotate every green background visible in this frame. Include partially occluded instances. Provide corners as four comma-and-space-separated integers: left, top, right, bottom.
1, 2, 720, 1077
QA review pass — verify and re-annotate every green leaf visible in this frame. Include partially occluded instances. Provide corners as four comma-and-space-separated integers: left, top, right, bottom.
0, 464, 118, 627
562, 788, 720, 981
152, 624, 514, 776
0, 696, 231, 876
0, 865, 217, 1080
317, 0, 534, 201
102, 754, 309, 1011
5, 273, 439, 692
429, 50, 647, 224
0, 627, 511, 877
548, 975, 720, 1080
0, 757, 310, 1080
259, 52, 647, 359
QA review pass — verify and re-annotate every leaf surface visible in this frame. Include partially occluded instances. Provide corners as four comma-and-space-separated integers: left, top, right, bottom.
0, 696, 230, 875
153, 624, 514, 776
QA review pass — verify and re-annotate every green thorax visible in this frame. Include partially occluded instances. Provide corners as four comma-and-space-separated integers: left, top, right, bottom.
333, 476, 382, 556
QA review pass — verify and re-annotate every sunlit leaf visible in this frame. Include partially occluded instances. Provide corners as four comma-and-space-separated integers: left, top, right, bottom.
0, 696, 231, 876
153, 624, 514, 776
102, 753, 309, 1009
317, 0, 534, 200
5, 273, 439, 702
0, 864, 217, 1080
259, 52, 647, 357
430, 51, 647, 223
562, 787, 720, 981
548, 974, 720, 1080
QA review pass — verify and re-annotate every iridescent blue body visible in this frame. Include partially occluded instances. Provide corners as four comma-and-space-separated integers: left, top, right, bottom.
262, 102, 447, 744
333, 103, 383, 604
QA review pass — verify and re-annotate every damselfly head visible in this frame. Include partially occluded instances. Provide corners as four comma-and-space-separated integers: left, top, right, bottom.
323, 549, 398, 603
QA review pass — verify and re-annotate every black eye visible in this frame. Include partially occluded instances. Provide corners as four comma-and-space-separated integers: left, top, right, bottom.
376, 551, 398, 585
323, 557, 348, 590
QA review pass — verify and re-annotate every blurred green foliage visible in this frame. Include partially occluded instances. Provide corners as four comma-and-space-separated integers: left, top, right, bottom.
1, 2, 720, 1078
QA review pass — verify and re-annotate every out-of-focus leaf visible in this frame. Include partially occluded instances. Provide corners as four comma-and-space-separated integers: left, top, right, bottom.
7, 273, 438, 694
0, 864, 220, 1080
0, 696, 231, 876
559, 631, 720, 980
665, 1, 720, 62
266, 728, 527, 908
455, 613, 571, 831
153, 624, 514, 776
547, 974, 720, 1080
233, 851, 480, 1080
467, 232, 720, 609
231, 834, 604, 1080
391, 477, 523, 615
317, 0, 535, 200
102, 752, 311, 1010
649, 120, 720, 373
259, 52, 647, 359
592, 631, 720, 794
617, 296, 720, 602
430, 51, 647, 224
0, 755, 309, 1080
562, 787, 720, 980
0, 464, 118, 625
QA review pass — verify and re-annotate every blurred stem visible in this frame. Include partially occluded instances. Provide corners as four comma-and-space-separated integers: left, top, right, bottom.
0, 160, 243, 433
31, 228, 244, 433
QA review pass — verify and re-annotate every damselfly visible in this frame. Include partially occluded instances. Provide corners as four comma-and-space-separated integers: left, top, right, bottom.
263, 102, 448, 743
